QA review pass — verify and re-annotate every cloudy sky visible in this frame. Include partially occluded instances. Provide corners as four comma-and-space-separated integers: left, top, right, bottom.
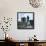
18, 13, 34, 22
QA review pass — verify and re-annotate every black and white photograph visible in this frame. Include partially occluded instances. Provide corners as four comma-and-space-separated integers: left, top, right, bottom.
17, 12, 34, 29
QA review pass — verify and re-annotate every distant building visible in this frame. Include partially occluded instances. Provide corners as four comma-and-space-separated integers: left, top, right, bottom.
21, 17, 26, 22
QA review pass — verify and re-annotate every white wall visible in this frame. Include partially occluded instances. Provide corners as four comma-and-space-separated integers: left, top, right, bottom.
0, 0, 46, 40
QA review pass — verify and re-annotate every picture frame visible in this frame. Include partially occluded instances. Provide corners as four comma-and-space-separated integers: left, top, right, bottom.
17, 12, 34, 29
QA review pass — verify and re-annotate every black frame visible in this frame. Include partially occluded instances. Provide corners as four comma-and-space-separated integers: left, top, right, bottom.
17, 12, 34, 29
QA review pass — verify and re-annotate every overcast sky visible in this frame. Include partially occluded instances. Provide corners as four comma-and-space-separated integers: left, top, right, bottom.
18, 13, 33, 22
